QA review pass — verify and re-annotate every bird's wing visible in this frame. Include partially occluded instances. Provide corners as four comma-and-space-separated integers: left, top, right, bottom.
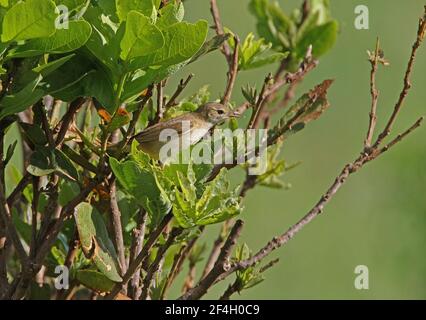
133, 116, 193, 143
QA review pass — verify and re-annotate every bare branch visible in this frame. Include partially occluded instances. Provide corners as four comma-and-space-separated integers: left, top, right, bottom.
221, 36, 240, 106
364, 38, 381, 148
106, 212, 173, 299
161, 227, 203, 299
166, 74, 194, 108
55, 97, 86, 146
248, 74, 272, 129
374, 8, 426, 146
140, 228, 183, 300
210, 0, 232, 65
179, 220, 244, 300
110, 180, 126, 276
128, 209, 148, 299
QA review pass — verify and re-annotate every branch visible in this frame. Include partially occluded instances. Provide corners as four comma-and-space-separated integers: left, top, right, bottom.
140, 228, 183, 300
179, 220, 244, 300
165, 74, 194, 108
364, 38, 381, 148
152, 81, 165, 124
128, 209, 147, 300
219, 258, 279, 300
6, 172, 32, 208
210, 0, 232, 65
0, 169, 29, 267
161, 227, 203, 299
109, 180, 126, 276
374, 8, 426, 146
201, 222, 230, 278
221, 36, 240, 106
247, 74, 272, 130
55, 97, 86, 146
106, 212, 173, 299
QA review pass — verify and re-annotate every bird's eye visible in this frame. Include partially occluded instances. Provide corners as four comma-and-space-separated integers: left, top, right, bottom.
217, 109, 225, 115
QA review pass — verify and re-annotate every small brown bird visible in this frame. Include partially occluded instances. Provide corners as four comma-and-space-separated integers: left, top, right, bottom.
131, 102, 239, 159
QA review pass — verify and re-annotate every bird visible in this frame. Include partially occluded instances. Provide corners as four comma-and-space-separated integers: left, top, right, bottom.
130, 102, 239, 160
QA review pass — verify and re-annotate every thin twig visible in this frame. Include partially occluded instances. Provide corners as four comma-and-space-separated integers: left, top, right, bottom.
29, 176, 40, 259
0, 175, 29, 267
181, 259, 197, 295
221, 36, 240, 106
160, 230, 201, 299
201, 222, 230, 279
6, 172, 32, 208
106, 212, 173, 300
248, 74, 272, 130
153, 81, 165, 124
0, 133, 7, 295
364, 38, 381, 148
179, 220, 244, 300
109, 180, 126, 276
374, 9, 426, 147
219, 258, 279, 300
140, 228, 183, 300
166, 74, 194, 108
55, 97, 86, 146
128, 209, 148, 300
210, 0, 232, 65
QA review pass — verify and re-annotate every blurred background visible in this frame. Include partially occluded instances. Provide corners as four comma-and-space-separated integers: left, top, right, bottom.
6, 0, 426, 299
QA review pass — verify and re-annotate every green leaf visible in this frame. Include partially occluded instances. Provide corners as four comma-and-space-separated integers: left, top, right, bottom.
256, 141, 297, 189
82, 69, 115, 112
7, 20, 92, 58
74, 202, 122, 282
83, 5, 123, 76
58, 180, 80, 206
20, 122, 48, 146
130, 20, 208, 69
4, 140, 17, 166
188, 34, 229, 64
269, 80, 333, 141
110, 157, 171, 226
237, 32, 288, 70
41, 55, 95, 100
1, 0, 57, 42
122, 20, 208, 102
54, 0, 89, 15
32, 54, 76, 77
8, 165, 33, 203
0, 75, 44, 121
172, 168, 241, 228
116, 0, 159, 22
156, 0, 184, 29
295, 20, 338, 59
106, 108, 131, 133
12, 209, 32, 245
120, 10, 164, 61
249, 0, 294, 50
26, 146, 80, 181
75, 269, 115, 293
55, 148, 80, 181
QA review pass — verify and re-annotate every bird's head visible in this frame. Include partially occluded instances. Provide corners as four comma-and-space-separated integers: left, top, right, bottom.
196, 102, 240, 125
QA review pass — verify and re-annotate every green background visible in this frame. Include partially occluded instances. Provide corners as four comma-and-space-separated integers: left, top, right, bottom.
5, 0, 425, 299
171, 0, 426, 299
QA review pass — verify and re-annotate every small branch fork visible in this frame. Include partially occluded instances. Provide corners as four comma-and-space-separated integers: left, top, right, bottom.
210, 0, 232, 66
181, 6, 426, 301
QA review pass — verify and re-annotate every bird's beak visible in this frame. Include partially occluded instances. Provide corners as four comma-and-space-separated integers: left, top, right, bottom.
228, 110, 241, 118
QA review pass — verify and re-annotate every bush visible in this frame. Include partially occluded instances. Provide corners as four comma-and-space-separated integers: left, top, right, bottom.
0, 0, 424, 300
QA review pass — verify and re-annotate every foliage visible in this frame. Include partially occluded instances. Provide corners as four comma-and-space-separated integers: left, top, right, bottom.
249, 0, 338, 70
0, 0, 421, 301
